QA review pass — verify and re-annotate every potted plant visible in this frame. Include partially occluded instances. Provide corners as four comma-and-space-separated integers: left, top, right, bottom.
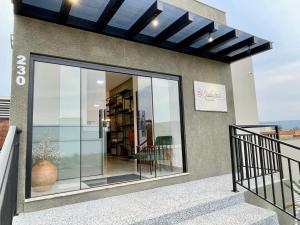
31, 137, 59, 192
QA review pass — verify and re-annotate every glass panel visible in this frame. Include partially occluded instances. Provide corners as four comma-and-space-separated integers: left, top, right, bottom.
136, 77, 153, 146
152, 78, 183, 176
32, 62, 81, 197
190, 25, 233, 49
69, 0, 110, 22
80, 69, 106, 188
210, 32, 251, 53
22, 0, 62, 12
30, 59, 184, 196
108, 0, 155, 30
227, 39, 269, 57
136, 76, 155, 179
168, 14, 212, 44
140, 3, 186, 37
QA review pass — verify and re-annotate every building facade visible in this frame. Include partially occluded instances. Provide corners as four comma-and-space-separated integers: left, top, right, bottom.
10, 0, 271, 213
231, 58, 259, 125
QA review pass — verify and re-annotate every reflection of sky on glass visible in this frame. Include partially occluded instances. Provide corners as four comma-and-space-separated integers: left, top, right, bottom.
152, 79, 180, 123
59, 66, 81, 123
140, 2, 186, 37
152, 79, 170, 123
109, 0, 156, 30
70, 0, 109, 22
137, 77, 153, 121
22, 0, 62, 12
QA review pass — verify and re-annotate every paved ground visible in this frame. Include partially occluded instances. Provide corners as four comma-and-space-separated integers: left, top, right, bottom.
13, 174, 278, 225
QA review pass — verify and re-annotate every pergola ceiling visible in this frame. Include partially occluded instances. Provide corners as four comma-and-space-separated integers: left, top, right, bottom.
13, 0, 272, 63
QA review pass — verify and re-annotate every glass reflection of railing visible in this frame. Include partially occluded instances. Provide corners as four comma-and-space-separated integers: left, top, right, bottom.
32, 125, 102, 143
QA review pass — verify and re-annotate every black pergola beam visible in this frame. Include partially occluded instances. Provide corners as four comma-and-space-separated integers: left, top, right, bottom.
176, 22, 216, 50
12, 0, 272, 64
58, 0, 72, 22
197, 29, 238, 53
213, 36, 256, 58
224, 42, 272, 63
96, 0, 125, 31
13, 0, 22, 14
154, 12, 193, 44
126, 1, 163, 39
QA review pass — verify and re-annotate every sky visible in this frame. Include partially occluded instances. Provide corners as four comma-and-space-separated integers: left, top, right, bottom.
0, 0, 13, 98
200, 0, 300, 122
0, 1, 300, 122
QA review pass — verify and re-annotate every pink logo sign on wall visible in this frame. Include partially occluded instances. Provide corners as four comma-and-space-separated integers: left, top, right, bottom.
194, 81, 227, 112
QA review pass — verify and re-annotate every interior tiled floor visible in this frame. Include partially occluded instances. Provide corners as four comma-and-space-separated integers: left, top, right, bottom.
31, 156, 182, 198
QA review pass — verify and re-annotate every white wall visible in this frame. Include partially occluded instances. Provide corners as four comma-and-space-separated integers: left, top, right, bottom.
231, 58, 259, 125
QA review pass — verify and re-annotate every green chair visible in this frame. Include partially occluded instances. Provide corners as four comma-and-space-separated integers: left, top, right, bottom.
155, 136, 173, 171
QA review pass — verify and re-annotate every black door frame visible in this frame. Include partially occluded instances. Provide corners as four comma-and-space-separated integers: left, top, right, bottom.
26, 54, 187, 198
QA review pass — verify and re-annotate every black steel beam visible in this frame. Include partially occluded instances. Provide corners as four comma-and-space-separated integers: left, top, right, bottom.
196, 29, 238, 53
96, 0, 125, 31
224, 42, 272, 63
20, 3, 62, 22
13, 0, 22, 14
12, 0, 272, 64
176, 22, 216, 50
126, 1, 163, 39
58, 0, 72, 22
154, 12, 192, 44
213, 36, 256, 58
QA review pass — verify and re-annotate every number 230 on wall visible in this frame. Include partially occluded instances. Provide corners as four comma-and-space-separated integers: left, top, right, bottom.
16, 55, 27, 86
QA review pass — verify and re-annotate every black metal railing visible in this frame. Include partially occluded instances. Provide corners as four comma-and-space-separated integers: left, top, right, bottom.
230, 124, 300, 221
0, 126, 21, 225
229, 125, 300, 220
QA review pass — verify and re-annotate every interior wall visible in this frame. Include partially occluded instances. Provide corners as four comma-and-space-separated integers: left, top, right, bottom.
110, 78, 132, 96
11, 15, 235, 212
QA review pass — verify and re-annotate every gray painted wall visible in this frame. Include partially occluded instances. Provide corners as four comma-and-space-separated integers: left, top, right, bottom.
11, 0, 235, 212
231, 58, 259, 125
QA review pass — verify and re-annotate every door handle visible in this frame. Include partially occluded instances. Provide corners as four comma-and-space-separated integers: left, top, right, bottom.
99, 109, 103, 139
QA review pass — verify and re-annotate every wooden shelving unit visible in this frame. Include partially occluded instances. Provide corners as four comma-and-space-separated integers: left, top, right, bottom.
106, 89, 134, 157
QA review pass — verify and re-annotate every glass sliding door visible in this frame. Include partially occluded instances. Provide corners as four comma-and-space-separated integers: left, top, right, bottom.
152, 78, 183, 175
31, 63, 109, 196
136, 76, 183, 178
136, 76, 155, 178
29, 56, 185, 197
136, 77, 154, 147
31, 62, 81, 197
80, 69, 106, 188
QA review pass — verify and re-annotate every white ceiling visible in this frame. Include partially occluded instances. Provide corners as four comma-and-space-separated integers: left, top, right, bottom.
106, 72, 132, 91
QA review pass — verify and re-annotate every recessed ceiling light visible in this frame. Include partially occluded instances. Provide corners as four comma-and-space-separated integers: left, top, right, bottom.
68, 0, 80, 5
96, 80, 104, 84
208, 33, 214, 43
93, 104, 100, 108
68, 0, 79, 4
151, 19, 159, 28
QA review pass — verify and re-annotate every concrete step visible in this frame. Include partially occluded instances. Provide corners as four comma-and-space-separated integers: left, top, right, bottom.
178, 203, 279, 225
12, 175, 278, 225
